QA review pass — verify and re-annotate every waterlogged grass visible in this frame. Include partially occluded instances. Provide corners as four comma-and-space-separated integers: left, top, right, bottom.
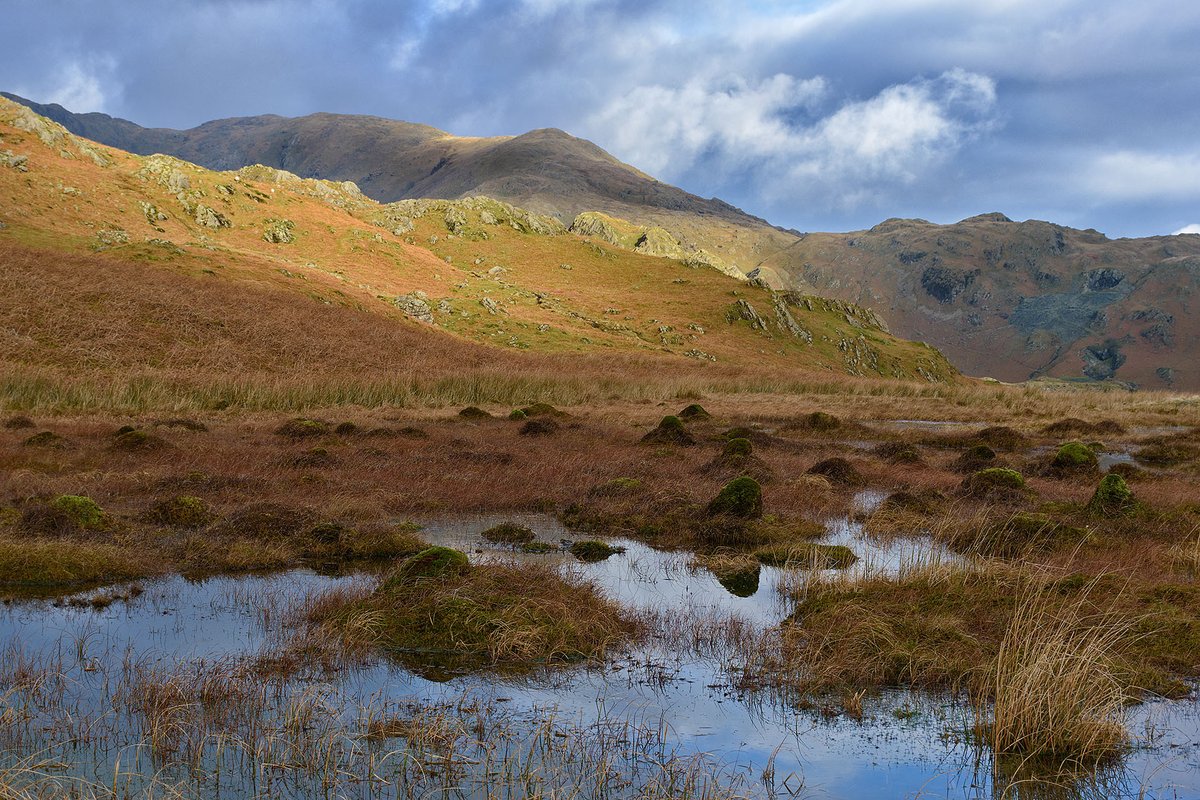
310, 553, 638, 670
0, 536, 158, 586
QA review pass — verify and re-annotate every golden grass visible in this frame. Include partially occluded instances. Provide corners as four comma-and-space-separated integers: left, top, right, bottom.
986, 579, 1131, 762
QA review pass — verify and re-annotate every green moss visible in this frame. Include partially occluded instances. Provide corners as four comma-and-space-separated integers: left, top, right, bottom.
148, 495, 213, 528
481, 522, 537, 544
678, 403, 710, 420
964, 468, 1026, 491
569, 540, 624, 562
1051, 441, 1099, 472
275, 418, 330, 438
23, 430, 68, 448
1087, 474, 1136, 517
640, 415, 695, 446
50, 495, 106, 530
807, 457, 864, 486
707, 476, 764, 519
382, 546, 470, 588
520, 541, 557, 554
459, 406, 492, 420
803, 411, 841, 431
508, 409, 529, 420
518, 402, 564, 417
111, 429, 171, 452
724, 437, 754, 458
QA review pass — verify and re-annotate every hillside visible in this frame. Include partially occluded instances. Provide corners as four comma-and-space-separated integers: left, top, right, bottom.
0, 97, 955, 410
9, 93, 1198, 390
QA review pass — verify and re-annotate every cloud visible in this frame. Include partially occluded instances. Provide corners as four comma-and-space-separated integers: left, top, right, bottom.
1173, 224, 1200, 235
13, 57, 118, 114
1, 0, 1198, 236
587, 68, 997, 210
1081, 151, 1200, 202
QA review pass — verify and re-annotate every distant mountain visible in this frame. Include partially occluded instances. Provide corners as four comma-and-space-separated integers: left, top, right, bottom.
757, 215, 1200, 388
9, 92, 1197, 389
0, 93, 769, 227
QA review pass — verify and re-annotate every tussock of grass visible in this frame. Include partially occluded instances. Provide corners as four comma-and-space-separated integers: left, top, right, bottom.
0, 536, 157, 586
986, 581, 1130, 762
312, 556, 637, 669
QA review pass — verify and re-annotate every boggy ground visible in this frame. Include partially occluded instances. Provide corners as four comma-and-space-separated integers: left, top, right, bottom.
2, 390, 1199, 770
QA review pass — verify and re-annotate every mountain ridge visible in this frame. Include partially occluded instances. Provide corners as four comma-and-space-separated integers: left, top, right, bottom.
5, 92, 1198, 389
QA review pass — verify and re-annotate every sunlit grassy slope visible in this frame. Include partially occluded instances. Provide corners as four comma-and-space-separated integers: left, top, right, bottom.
0, 97, 956, 410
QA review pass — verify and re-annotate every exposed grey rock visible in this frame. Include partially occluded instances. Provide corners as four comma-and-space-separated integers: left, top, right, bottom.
394, 292, 433, 323
391, 218, 414, 236
730, 299, 767, 331
444, 206, 468, 233
194, 205, 230, 229
480, 297, 502, 315
263, 219, 295, 244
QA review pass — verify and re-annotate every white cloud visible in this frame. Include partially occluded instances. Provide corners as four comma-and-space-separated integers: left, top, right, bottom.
586, 68, 996, 209
1082, 151, 1200, 202
1173, 224, 1200, 235
16, 58, 117, 113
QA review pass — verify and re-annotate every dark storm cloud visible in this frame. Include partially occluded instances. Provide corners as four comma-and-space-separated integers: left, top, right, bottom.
3, 0, 1198, 237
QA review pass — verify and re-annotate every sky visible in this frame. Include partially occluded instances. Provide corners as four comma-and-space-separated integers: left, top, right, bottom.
3, 0, 1199, 238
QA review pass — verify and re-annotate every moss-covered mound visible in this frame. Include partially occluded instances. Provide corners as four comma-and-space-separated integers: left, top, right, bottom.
569, 540, 624, 562
458, 406, 492, 420
807, 457, 864, 486
640, 415, 695, 446
874, 441, 922, 464
706, 476, 763, 519
147, 495, 213, 528
481, 522, 537, 544
953, 444, 996, 473
110, 429, 172, 452
520, 418, 560, 436
959, 468, 1028, 503
19, 494, 108, 537
275, 418, 331, 439
381, 546, 469, 587
1087, 474, 1136, 517
1049, 441, 1100, 475
209, 503, 318, 541
791, 411, 841, 432
702, 438, 774, 483
23, 430, 70, 449
678, 403, 711, 420
3, 415, 35, 429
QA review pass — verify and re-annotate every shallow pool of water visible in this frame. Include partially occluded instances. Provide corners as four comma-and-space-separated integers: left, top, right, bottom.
1, 505, 1197, 800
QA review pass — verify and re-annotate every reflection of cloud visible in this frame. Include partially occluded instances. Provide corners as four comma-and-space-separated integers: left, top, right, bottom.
588, 69, 997, 211
1174, 224, 1200, 235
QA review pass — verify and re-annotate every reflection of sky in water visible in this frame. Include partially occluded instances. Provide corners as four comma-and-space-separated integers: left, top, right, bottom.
1, 504, 1197, 799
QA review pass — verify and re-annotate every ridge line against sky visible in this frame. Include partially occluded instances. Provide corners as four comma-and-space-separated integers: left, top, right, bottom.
3, 0, 1199, 238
